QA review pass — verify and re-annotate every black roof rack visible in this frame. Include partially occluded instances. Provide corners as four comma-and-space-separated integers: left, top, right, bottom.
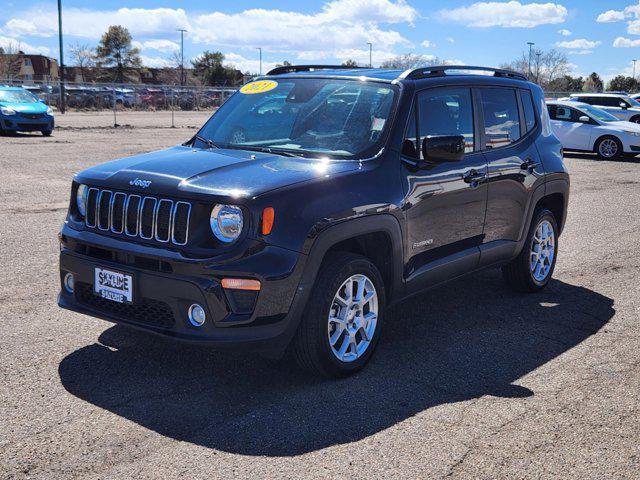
399, 65, 527, 81
266, 64, 366, 76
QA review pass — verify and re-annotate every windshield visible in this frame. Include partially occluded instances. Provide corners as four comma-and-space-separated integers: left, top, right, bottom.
0, 89, 38, 103
579, 104, 618, 122
195, 78, 398, 159
625, 96, 640, 107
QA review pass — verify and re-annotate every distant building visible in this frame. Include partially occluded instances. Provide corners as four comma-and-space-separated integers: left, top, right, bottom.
0, 52, 60, 82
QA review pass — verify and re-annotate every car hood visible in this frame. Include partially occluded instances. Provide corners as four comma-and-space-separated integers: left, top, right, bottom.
0, 101, 48, 114
608, 120, 640, 132
75, 145, 361, 200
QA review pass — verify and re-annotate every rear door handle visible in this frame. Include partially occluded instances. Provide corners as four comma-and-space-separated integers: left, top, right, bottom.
521, 158, 540, 170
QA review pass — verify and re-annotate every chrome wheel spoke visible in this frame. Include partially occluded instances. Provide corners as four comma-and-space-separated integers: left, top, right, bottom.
327, 273, 379, 363
530, 219, 556, 282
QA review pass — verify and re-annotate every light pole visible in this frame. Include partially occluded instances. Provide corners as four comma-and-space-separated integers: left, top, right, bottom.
633, 59, 637, 80
535, 51, 541, 83
177, 29, 187, 86
527, 42, 535, 80
57, 0, 66, 113
256, 47, 262, 75
367, 42, 372, 68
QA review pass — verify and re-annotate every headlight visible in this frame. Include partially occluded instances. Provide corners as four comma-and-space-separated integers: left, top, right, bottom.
210, 204, 243, 243
46, 106, 53, 115
0, 106, 16, 115
76, 184, 88, 217
623, 130, 640, 137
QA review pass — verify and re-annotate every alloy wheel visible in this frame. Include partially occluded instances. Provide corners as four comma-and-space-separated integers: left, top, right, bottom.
327, 274, 378, 363
598, 139, 618, 158
530, 220, 555, 282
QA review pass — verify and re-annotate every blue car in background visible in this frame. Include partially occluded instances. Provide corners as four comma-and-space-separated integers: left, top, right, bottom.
0, 87, 54, 136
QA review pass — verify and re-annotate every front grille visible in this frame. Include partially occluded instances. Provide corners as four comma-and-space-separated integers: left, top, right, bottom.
84, 188, 191, 245
75, 282, 175, 328
20, 113, 44, 119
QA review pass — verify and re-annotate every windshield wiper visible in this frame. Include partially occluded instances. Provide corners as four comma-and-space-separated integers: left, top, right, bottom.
193, 134, 220, 149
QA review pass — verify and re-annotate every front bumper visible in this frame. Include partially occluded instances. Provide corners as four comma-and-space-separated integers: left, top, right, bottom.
0, 113, 54, 132
58, 224, 309, 353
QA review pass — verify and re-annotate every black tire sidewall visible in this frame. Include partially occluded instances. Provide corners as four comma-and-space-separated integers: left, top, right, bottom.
310, 256, 385, 376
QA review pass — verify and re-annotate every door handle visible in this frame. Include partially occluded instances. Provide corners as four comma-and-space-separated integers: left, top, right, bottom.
463, 169, 485, 184
520, 158, 540, 171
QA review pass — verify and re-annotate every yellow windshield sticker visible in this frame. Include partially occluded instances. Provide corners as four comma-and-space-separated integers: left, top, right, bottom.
240, 80, 278, 94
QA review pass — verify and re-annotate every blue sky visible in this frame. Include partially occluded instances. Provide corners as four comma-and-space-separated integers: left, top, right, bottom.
1, 1, 639, 81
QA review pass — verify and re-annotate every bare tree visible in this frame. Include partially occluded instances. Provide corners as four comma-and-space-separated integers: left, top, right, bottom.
501, 48, 570, 87
68, 42, 95, 82
380, 53, 441, 70
0, 43, 22, 81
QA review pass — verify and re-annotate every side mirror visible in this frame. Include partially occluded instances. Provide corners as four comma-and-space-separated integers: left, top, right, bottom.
620, 102, 628, 109
578, 115, 590, 123
422, 135, 466, 163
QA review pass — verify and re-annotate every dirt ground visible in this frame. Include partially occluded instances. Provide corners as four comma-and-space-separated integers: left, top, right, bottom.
0, 116, 638, 479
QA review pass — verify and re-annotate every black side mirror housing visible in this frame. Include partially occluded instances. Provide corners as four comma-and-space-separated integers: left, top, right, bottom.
421, 135, 466, 163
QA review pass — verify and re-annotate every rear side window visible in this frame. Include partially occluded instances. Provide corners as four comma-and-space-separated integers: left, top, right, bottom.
417, 87, 474, 156
480, 88, 521, 149
520, 90, 536, 132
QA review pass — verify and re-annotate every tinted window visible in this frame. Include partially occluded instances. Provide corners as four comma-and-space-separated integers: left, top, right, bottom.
480, 88, 521, 149
548, 105, 580, 122
417, 87, 474, 156
520, 90, 536, 132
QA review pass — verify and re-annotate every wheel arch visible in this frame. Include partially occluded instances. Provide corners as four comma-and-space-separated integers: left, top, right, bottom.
300, 215, 404, 303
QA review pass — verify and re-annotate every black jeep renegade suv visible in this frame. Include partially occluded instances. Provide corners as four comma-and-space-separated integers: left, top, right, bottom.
59, 65, 569, 377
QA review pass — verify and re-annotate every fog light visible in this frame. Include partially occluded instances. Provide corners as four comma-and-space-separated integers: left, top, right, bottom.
188, 304, 206, 326
63, 273, 75, 294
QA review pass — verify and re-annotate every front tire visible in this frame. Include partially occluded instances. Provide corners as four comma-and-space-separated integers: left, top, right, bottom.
41, 130, 52, 137
292, 252, 385, 378
595, 136, 622, 160
502, 208, 558, 293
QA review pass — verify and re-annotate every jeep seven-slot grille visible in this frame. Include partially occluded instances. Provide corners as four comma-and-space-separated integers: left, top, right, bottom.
84, 187, 191, 245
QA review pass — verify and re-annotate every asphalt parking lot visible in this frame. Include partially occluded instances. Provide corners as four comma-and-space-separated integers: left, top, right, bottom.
1, 114, 639, 479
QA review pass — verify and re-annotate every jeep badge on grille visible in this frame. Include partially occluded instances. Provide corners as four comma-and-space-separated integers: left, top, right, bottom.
129, 178, 152, 188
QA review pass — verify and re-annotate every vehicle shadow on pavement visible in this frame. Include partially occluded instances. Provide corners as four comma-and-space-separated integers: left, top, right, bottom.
58, 269, 614, 456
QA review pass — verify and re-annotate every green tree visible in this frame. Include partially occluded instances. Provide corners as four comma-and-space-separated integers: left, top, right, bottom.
607, 75, 639, 93
191, 51, 243, 86
95, 26, 142, 83
546, 75, 584, 92
582, 72, 604, 93
341, 59, 359, 67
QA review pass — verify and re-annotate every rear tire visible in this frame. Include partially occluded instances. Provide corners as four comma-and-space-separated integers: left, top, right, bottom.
595, 136, 622, 160
292, 252, 385, 378
502, 208, 558, 293
41, 130, 52, 137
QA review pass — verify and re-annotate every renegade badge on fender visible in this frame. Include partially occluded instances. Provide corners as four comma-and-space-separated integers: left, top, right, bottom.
59, 65, 569, 377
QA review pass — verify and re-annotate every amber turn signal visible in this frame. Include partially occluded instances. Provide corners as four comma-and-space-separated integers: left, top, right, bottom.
221, 278, 261, 291
262, 207, 275, 235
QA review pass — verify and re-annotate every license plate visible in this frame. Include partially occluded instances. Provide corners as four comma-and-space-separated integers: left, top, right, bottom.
94, 267, 133, 304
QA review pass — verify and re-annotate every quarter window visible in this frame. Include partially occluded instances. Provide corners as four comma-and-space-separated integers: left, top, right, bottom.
520, 90, 536, 132
417, 87, 474, 156
480, 88, 521, 149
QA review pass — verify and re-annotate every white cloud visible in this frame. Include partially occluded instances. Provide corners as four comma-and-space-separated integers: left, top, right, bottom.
558, 29, 571, 36
555, 38, 601, 49
446, 37, 455, 43
191, 1, 417, 55
223, 52, 277, 74
0, 35, 50, 55
613, 36, 640, 48
2, 8, 189, 39
596, 10, 626, 23
438, 1, 568, 28
421, 40, 435, 48
568, 50, 593, 55
139, 55, 173, 68
137, 40, 180, 53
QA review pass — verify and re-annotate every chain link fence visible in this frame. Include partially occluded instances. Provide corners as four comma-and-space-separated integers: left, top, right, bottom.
1, 79, 238, 128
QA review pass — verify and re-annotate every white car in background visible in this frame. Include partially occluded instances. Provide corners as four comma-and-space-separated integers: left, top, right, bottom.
547, 100, 640, 159
567, 93, 640, 123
